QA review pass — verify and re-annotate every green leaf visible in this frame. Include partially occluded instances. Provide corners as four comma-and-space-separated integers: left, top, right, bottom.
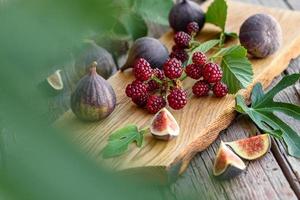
119, 12, 148, 40
134, 0, 173, 25
193, 39, 220, 53
102, 125, 143, 158
187, 39, 220, 64
235, 74, 300, 158
219, 45, 253, 93
206, 0, 228, 31
224, 32, 238, 39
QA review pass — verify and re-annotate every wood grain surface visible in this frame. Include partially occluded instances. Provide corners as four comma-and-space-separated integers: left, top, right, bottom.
55, 0, 300, 183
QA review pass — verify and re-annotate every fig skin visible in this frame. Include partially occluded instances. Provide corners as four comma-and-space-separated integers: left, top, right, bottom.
121, 37, 169, 71
239, 13, 282, 58
225, 134, 271, 160
71, 62, 116, 121
75, 41, 117, 80
150, 108, 180, 141
213, 142, 246, 179
168, 0, 205, 32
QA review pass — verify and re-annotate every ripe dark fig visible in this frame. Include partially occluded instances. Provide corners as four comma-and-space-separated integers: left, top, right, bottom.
71, 62, 116, 121
75, 41, 117, 80
150, 108, 179, 141
168, 0, 205, 32
121, 37, 169, 71
225, 134, 271, 160
239, 13, 282, 58
213, 142, 246, 179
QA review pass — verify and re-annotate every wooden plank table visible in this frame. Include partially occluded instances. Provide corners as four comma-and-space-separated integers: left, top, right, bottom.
50, 0, 300, 199
161, 0, 300, 199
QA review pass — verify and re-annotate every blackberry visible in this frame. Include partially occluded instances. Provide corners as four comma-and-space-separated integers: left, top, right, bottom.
192, 52, 207, 66
187, 21, 199, 35
167, 88, 187, 110
192, 80, 210, 97
132, 94, 149, 107
213, 82, 228, 97
147, 80, 160, 92
125, 80, 148, 99
170, 48, 188, 63
163, 58, 183, 79
174, 31, 191, 47
146, 95, 166, 114
133, 58, 153, 81
185, 63, 202, 79
202, 62, 223, 83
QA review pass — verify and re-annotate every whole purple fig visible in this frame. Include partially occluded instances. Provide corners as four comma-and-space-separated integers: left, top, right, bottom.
121, 37, 169, 71
239, 13, 282, 58
71, 62, 116, 121
168, 0, 205, 32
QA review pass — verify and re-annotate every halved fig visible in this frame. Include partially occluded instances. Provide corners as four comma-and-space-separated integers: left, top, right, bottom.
47, 69, 63, 91
150, 108, 179, 141
225, 134, 271, 160
213, 141, 246, 179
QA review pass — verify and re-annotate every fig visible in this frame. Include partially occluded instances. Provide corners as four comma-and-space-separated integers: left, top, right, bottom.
150, 108, 179, 141
213, 142, 246, 179
225, 134, 271, 160
239, 13, 282, 58
38, 69, 64, 97
46, 70, 64, 91
168, 0, 205, 32
71, 62, 116, 121
75, 41, 117, 80
121, 37, 169, 71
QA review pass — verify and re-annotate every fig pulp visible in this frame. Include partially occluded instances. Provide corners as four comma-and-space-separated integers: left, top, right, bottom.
46, 70, 63, 91
150, 108, 179, 140
213, 142, 246, 179
225, 134, 271, 160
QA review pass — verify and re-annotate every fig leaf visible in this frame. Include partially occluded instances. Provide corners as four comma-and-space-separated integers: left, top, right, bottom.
102, 124, 144, 158
236, 74, 300, 158
218, 45, 253, 93
134, 0, 173, 25
206, 0, 228, 31
119, 12, 148, 40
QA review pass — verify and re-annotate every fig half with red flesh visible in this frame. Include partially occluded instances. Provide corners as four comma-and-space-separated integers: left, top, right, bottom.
150, 108, 180, 141
213, 142, 246, 179
225, 134, 271, 160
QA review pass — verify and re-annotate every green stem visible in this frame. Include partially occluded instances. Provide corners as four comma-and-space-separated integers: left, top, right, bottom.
151, 76, 163, 84
179, 73, 187, 81
219, 32, 226, 47
140, 127, 150, 135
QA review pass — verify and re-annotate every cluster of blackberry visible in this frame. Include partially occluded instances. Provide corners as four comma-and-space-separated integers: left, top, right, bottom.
171, 22, 228, 98
125, 57, 187, 114
125, 22, 228, 114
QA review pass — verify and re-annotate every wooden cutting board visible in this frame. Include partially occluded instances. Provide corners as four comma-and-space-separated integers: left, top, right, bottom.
56, 1, 300, 183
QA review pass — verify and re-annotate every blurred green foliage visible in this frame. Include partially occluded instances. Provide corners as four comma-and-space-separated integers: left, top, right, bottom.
0, 0, 173, 199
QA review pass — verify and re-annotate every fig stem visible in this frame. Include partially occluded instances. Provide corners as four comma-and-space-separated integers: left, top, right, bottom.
89, 61, 98, 74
